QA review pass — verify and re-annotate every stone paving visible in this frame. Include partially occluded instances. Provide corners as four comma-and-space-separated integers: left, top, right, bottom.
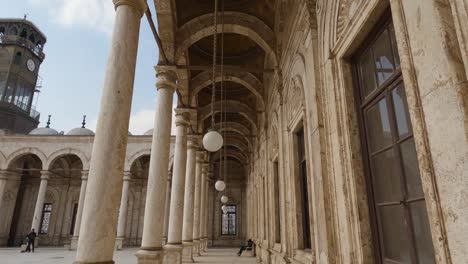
0, 247, 256, 264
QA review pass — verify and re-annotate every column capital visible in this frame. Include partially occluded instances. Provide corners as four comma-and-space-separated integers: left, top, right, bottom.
175, 108, 191, 127
40, 170, 52, 180
113, 0, 147, 17
155, 65, 178, 91
123, 171, 132, 181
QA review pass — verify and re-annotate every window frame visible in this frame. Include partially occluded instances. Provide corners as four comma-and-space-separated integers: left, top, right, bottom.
220, 204, 237, 236
39, 203, 52, 235
352, 12, 435, 264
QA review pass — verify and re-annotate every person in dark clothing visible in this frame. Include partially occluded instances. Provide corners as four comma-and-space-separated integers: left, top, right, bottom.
25, 228, 37, 253
237, 238, 253, 256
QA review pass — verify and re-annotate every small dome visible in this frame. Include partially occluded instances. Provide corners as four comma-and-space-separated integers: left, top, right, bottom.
29, 127, 59, 135
144, 129, 153, 135
67, 127, 95, 136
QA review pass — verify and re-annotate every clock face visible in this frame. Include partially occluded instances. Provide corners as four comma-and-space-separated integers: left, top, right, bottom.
26, 59, 36, 72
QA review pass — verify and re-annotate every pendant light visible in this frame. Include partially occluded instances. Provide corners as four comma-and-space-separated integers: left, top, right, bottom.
202, 0, 223, 152
221, 195, 228, 204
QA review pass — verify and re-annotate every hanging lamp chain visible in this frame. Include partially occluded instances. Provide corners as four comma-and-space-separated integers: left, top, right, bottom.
211, 0, 218, 128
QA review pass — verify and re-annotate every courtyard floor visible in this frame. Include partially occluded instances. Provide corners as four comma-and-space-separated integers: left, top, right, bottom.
0, 247, 256, 264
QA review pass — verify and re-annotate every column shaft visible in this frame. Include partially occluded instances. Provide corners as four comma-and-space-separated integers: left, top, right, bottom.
70, 172, 88, 250
74, 1, 145, 263
31, 171, 50, 232
136, 66, 177, 264
182, 139, 197, 242
116, 173, 131, 249
191, 154, 203, 254
162, 173, 172, 244
167, 111, 190, 244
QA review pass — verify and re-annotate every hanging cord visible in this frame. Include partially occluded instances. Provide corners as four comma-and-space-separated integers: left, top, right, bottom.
220, 0, 226, 183
211, 0, 218, 128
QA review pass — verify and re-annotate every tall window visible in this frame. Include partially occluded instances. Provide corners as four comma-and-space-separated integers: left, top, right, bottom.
354, 16, 435, 264
273, 160, 281, 243
296, 127, 311, 249
221, 205, 236, 235
39, 203, 52, 234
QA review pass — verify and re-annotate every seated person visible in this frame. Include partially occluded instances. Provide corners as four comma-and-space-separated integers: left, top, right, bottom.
237, 238, 254, 256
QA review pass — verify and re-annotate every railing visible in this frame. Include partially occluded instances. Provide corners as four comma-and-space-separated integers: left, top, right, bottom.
0, 35, 45, 60
0, 99, 40, 121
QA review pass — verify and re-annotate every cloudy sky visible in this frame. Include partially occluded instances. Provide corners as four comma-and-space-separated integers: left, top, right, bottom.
1, 0, 176, 135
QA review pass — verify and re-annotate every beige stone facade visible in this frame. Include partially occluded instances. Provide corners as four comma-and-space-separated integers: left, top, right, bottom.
1, 0, 468, 264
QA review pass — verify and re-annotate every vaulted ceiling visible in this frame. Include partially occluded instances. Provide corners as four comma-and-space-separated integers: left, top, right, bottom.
154, 0, 278, 180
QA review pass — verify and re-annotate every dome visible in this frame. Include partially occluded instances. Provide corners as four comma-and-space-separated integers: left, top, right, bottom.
144, 129, 153, 135
67, 127, 95, 136
29, 127, 59, 135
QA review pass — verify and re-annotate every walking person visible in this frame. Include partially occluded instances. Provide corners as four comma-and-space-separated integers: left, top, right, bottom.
25, 228, 37, 253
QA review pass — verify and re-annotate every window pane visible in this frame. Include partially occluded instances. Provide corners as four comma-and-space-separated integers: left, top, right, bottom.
374, 29, 395, 85
371, 148, 402, 203
4, 75, 16, 103
400, 138, 424, 198
0, 72, 6, 99
392, 85, 412, 139
409, 201, 436, 264
359, 49, 377, 98
366, 98, 392, 152
378, 205, 411, 263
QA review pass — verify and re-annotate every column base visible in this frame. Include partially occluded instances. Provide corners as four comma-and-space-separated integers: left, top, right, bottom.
135, 249, 165, 264
182, 241, 194, 263
69, 236, 79, 250
163, 243, 183, 264
115, 237, 124, 251
192, 239, 200, 256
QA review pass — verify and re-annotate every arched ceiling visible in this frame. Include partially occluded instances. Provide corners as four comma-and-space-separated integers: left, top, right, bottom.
153, 0, 278, 175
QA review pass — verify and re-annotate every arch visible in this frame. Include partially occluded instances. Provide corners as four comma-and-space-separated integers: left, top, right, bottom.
223, 136, 249, 152
175, 12, 277, 65
125, 149, 151, 172
153, 0, 177, 62
212, 121, 252, 136
212, 150, 247, 165
190, 71, 265, 110
5, 147, 46, 170
198, 100, 257, 131
45, 148, 89, 170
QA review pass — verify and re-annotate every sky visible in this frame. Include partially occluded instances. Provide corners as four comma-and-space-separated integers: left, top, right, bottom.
1, 0, 176, 135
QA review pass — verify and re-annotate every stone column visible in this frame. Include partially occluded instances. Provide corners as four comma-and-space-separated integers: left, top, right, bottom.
164, 109, 191, 264
31, 171, 51, 233
0, 171, 8, 212
181, 137, 198, 262
70, 171, 88, 250
198, 163, 207, 252
136, 66, 177, 264
202, 173, 211, 251
162, 171, 172, 245
116, 172, 131, 250
191, 151, 203, 255
73, 1, 146, 263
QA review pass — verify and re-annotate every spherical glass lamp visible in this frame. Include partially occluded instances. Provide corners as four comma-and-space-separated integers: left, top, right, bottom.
221, 205, 228, 214
203, 130, 223, 152
215, 180, 226, 191
220, 195, 228, 204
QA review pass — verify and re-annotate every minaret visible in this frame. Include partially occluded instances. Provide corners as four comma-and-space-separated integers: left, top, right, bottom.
0, 18, 46, 133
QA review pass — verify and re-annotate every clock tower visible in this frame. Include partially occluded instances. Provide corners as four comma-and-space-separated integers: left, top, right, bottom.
0, 18, 46, 134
